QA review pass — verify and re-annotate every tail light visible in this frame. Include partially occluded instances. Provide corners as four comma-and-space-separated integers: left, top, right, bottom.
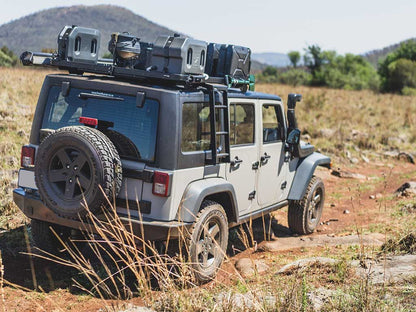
152, 171, 170, 197
21, 145, 35, 168
79, 116, 98, 127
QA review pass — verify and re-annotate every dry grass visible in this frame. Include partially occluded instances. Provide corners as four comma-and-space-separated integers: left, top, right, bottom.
0, 70, 416, 311
257, 83, 416, 162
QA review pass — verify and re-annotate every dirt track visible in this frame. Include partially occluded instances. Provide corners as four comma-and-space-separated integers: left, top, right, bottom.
1, 159, 415, 311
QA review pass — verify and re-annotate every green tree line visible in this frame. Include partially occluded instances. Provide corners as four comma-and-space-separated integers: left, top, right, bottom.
257, 41, 416, 94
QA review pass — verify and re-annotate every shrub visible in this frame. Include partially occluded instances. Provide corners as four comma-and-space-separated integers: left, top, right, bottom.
379, 40, 416, 93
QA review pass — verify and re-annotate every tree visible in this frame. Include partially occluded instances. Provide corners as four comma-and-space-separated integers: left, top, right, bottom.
304, 45, 324, 84
288, 51, 300, 68
262, 66, 278, 76
385, 58, 416, 93
0, 46, 18, 67
378, 40, 416, 93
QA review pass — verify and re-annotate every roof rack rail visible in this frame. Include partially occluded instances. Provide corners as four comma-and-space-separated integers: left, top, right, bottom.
20, 25, 255, 92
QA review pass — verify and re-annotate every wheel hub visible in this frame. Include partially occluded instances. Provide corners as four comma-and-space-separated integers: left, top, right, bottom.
48, 147, 93, 200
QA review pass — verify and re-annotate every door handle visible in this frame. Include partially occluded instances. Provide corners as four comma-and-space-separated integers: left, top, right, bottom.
230, 156, 243, 167
260, 153, 271, 162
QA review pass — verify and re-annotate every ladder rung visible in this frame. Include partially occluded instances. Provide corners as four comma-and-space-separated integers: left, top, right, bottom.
217, 153, 229, 158
214, 105, 227, 109
216, 131, 228, 135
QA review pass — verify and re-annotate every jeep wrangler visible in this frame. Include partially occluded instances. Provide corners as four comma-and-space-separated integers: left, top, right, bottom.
14, 26, 331, 283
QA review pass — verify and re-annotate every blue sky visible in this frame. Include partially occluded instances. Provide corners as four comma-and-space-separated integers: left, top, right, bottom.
1, 0, 415, 54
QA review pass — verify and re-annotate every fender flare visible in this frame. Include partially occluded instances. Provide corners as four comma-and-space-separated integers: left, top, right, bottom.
288, 152, 331, 201
177, 178, 238, 223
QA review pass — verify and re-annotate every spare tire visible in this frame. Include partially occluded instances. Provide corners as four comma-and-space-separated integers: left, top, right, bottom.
35, 126, 122, 219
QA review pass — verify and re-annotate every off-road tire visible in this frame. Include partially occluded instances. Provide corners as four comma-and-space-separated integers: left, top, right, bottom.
35, 126, 122, 219
288, 176, 325, 235
30, 219, 71, 253
188, 200, 228, 284
103, 129, 141, 160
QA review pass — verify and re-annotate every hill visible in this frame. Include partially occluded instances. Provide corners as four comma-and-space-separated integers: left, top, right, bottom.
0, 5, 179, 56
363, 38, 416, 67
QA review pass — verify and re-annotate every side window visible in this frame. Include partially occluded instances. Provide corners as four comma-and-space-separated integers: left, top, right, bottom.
230, 103, 255, 145
262, 104, 284, 143
181, 102, 218, 152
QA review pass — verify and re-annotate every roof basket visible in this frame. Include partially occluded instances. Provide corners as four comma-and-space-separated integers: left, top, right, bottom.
20, 25, 255, 92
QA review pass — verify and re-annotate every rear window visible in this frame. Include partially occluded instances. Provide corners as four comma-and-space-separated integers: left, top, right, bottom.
41, 86, 159, 162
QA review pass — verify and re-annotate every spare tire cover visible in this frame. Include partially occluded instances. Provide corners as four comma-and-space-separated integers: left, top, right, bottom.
35, 126, 122, 219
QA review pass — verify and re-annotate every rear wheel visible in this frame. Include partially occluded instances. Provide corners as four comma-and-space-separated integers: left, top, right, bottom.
288, 176, 325, 235
35, 126, 122, 219
188, 200, 228, 284
30, 219, 71, 253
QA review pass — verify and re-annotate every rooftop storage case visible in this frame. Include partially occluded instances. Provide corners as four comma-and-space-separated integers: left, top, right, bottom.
57, 26, 100, 64
151, 35, 207, 75
206, 43, 251, 80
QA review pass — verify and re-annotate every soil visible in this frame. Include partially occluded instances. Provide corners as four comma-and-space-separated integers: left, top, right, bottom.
1, 159, 415, 311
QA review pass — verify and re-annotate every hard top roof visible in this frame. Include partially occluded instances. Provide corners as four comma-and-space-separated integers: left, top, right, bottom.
46, 74, 282, 101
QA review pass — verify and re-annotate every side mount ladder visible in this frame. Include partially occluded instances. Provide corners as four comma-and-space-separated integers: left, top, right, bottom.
206, 84, 231, 165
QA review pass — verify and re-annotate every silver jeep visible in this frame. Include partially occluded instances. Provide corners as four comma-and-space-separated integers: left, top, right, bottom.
14, 26, 330, 283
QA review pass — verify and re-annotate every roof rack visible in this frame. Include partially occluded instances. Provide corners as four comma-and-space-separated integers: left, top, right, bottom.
20, 26, 255, 92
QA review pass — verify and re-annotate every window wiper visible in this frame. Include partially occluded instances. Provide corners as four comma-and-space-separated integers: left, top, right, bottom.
78, 92, 124, 101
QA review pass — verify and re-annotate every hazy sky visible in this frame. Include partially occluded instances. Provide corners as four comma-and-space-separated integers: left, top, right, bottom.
1, 0, 415, 54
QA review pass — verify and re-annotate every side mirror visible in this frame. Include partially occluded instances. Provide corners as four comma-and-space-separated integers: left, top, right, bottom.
287, 128, 300, 145
286, 128, 301, 159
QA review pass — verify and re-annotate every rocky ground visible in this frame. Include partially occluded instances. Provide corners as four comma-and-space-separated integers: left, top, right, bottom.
0, 158, 415, 311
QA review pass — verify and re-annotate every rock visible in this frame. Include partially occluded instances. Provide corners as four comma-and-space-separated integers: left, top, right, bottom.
277, 257, 338, 275
383, 150, 415, 164
331, 169, 366, 180
383, 150, 400, 158
350, 157, 359, 164
361, 154, 370, 163
216, 291, 263, 310
401, 203, 416, 213
369, 193, 383, 200
343, 209, 350, 214
262, 233, 385, 252
117, 305, 155, 312
395, 182, 416, 197
351, 255, 416, 285
398, 152, 415, 164
307, 287, 336, 311
235, 258, 269, 277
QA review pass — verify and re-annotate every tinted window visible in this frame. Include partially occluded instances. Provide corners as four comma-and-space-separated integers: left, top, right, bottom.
230, 103, 255, 145
262, 104, 284, 143
42, 86, 159, 162
181, 102, 220, 152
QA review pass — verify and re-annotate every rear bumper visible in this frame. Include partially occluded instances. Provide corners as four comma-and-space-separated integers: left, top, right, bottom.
13, 188, 191, 241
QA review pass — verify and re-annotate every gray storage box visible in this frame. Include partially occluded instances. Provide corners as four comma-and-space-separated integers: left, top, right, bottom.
57, 26, 101, 64
152, 35, 207, 75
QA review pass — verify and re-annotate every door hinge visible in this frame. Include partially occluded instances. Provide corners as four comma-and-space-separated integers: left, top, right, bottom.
252, 161, 259, 170
281, 181, 287, 190
248, 190, 256, 200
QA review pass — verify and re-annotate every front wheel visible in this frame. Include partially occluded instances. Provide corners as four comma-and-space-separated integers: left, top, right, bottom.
188, 200, 228, 284
288, 176, 325, 235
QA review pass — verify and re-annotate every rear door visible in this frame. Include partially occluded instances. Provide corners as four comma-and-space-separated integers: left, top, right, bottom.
225, 99, 258, 215
257, 101, 288, 207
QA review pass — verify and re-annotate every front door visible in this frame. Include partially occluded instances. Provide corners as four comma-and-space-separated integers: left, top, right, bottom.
225, 101, 258, 215
257, 102, 288, 207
